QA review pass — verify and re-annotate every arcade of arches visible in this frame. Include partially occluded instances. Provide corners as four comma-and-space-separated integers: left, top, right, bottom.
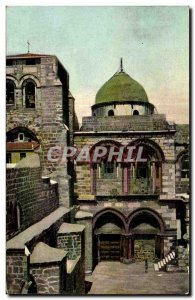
90, 141, 163, 195
93, 209, 165, 265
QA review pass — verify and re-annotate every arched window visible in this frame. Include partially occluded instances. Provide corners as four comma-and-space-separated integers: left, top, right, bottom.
108, 110, 114, 116
23, 80, 36, 108
133, 110, 139, 115
181, 155, 189, 179
6, 79, 15, 105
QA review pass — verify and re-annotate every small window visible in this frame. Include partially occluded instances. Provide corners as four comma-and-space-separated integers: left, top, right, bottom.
108, 110, 114, 116
20, 153, 26, 160
6, 59, 13, 66
101, 160, 116, 179
6, 79, 15, 105
18, 133, 24, 141
104, 161, 114, 174
24, 81, 36, 108
181, 156, 189, 178
26, 59, 36, 65
133, 110, 139, 115
137, 162, 148, 178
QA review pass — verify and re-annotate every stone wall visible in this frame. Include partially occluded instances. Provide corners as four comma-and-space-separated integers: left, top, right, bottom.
6, 252, 28, 294
177, 245, 189, 272
57, 232, 83, 260
80, 114, 175, 132
175, 155, 189, 194
6, 167, 59, 238
74, 164, 92, 199
30, 262, 66, 294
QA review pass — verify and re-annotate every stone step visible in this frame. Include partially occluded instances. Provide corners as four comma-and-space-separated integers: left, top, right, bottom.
163, 259, 166, 265
170, 253, 174, 259
160, 261, 164, 267
154, 263, 159, 271
172, 251, 175, 257
167, 255, 171, 261
158, 262, 161, 269
165, 257, 169, 263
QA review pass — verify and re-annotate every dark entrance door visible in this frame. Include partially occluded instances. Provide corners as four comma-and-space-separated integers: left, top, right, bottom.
99, 234, 120, 261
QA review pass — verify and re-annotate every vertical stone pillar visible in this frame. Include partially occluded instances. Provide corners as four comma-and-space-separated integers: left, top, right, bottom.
152, 161, 156, 193
97, 234, 101, 263
15, 88, 23, 109
162, 161, 176, 197
91, 164, 96, 195
123, 166, 128, 194
75, 211, 93, 275
120, 234, 133, 264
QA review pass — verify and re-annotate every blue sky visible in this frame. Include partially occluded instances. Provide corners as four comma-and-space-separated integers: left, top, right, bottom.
6, 6, 189, 123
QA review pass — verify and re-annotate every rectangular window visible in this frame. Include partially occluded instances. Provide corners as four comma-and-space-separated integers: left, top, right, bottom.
137, 163, 148, 178
104, 161, 114, 174
101, 161, 116, 179
18, 133, 24, 141
20, 153, 26, 160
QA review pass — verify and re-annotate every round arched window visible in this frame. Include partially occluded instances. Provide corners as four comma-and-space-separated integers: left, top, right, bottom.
6, 79, 15, 105
108, 110, 114, 116
23, 80, 36, 108
133, 110, 139, 115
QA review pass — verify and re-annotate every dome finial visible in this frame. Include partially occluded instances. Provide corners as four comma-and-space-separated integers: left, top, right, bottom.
120, 58, 123, 72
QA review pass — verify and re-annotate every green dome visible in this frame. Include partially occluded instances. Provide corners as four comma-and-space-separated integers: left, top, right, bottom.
95, 71, 148, 105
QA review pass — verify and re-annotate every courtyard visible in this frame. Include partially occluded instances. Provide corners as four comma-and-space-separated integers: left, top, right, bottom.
87, 261, 189, 295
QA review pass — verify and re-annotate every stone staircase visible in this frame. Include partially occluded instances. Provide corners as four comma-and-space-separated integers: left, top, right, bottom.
154, 251, 176, 271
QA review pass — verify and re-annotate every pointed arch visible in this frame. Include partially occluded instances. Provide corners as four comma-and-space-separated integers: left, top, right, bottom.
127, 208, 165, 233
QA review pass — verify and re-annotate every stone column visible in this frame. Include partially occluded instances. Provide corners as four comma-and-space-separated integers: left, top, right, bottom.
152, 161, 156, 193
90, 164, 96, 195
123, 166, 128, 194
97, 234, 101, 263
15, 88, 23, 109
120, 234, 133, 264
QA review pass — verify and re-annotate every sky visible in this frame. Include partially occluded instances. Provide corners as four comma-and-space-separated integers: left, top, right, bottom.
6, 6, 189, 124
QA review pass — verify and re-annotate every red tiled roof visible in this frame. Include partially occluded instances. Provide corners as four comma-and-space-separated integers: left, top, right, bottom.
7, 141, 39, 151
6, 53, 53, 59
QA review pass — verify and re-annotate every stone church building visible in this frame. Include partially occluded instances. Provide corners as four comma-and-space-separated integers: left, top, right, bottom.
6, 53, 189, 294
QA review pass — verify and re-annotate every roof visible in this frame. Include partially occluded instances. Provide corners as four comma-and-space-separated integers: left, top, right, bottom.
7, 141, 39, 151
95, 70, 149, 105
75, 210, 93, 220
6, 207, 70, 250
6, 53, 53, 59
30, 242, 67, 264
57, 223, 85, 234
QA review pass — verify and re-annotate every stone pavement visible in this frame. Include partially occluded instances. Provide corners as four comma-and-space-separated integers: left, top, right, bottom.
87, 261, 189, 295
